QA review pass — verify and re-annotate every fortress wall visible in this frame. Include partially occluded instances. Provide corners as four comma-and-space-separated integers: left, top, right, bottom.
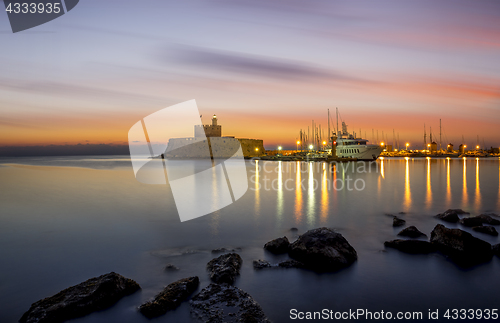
165, 137, 265, 158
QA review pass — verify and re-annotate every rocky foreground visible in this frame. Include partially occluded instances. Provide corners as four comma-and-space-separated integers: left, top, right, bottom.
19, 272, 140, 323
19, 212, 500, 322
385, 209, 500, 267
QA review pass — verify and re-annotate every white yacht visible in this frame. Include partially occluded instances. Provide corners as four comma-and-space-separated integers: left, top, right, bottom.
334, 122, 383, 161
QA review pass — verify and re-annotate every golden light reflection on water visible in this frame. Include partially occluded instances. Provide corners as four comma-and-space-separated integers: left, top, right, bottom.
380, 157, 385, 178
276, 161, 283, 225
475, 158, 481, 209
446, 158, 451, 206
307, 162, 316, 227
403, 157, 412, 210
320, 162, 328, 225
210, 167, 220, 236
295, 161, 302, 223
462, 157, 468, 204
254, 160, 260, 218
425, 157, 432, 208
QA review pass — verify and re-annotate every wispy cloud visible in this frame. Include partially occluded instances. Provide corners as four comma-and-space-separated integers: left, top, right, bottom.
163, 45, 357, 82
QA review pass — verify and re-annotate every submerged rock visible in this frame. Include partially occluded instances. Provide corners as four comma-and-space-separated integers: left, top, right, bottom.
164, 264, 179, 271
190, 283, 271, 323
472, 226, 499, 236
20, 272, 140, 323
393, 217, 406, 227
207, 253, 242, 285
384, 239, 436, 254
253, 259, 272, 269
288, 227, 357, 271
436, 210, 461, 223
478, 214, 500, 225
264, 236, 290, 254
290, 227, 299, 232
459, 217, 483, 227
430, 224, 493, 266
211, 247, 242, 254
278, 259, 306, 268
397, 226, 427, 238
139, 276, 199, 319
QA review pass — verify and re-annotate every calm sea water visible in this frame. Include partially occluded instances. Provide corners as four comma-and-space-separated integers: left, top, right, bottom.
0, 156, 499, 322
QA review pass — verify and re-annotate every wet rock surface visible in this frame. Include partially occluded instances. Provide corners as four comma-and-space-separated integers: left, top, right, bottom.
253, 259, 272, 269
207, 253, 242, 285
459, 217, 484, 227
190, 283, 271, 323
384, 239, 436, 254
393, 216, 406, 227
436, 210, 461, 223
288, 227, 357, 271
139, 276, 199, 319
20, 272, 140, 323
397, 226, 427, 238
264, 236, 290, 254
430, 224, 493, 266
478, 213, 500, 224
472, 226, 499, 236
278, 259, 306, 268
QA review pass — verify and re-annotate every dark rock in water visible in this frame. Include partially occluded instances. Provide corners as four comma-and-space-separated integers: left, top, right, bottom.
253, 259, 272, 269
472, 226, 499, 236
430, 224, 493, 266
288, 227, 357, 271
278, 259, 306, 268
139, 276, 199, 319
459, 217, 484, 227
397, 226, 427, 238
477, 214, 500, 225
398, 211, 406, 214
190, 283, 271, 323
252, 259, 305, 270
207, 253, 242, 285
445, 209, 470, 214
264, 236, 290, 254
19, 272, 140, 323
290, 227, 299, 232
384, 239, 436, 254
436, 210, 460, 223
164, 264, 179, 271
493, 244, 500, 257
393, 216, 406, 227
211, 247, 242, 254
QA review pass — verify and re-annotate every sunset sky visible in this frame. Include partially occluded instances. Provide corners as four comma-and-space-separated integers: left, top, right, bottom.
1, 0, 500, 151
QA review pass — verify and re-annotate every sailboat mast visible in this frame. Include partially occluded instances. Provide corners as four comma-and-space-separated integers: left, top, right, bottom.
328, 109, 330, 145
336, 107, 339, 137
424, 123, 427, 150
439, 119, 442, 151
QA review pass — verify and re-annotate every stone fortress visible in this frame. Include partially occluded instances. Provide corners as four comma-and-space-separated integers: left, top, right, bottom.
165, 115, 265, 158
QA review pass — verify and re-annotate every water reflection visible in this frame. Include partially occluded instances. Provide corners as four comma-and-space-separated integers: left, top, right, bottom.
255, 160, 260, 218
403, 157, 412, 210
475, 158, 481, 209
295, 161, 302, 223
307, 162, 316, 227
462, 157, 468, 204
320, 162, 328, 224
276, 161, 283, 226
380, 157, 385, 178
425, 157, 432, 208
446, 158, 451, 206
211, 168, 220, 236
